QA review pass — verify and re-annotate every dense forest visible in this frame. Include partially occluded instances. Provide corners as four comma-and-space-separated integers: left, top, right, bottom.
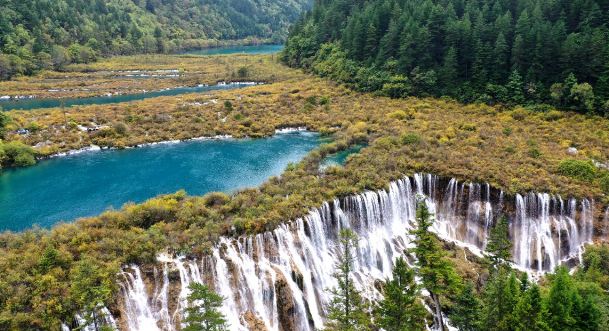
281, 0, 609, 113
0, 0, 313, 79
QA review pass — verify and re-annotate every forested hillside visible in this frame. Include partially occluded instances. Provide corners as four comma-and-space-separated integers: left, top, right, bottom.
281, 0, 609, 113
0, 0, 312, 79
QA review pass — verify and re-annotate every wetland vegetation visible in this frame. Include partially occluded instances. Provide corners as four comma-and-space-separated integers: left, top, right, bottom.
1, 0, 609, 328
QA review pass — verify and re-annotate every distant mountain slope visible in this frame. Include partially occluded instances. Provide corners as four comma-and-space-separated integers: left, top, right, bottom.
0, 0, 312, 78
281, 0, 609, 113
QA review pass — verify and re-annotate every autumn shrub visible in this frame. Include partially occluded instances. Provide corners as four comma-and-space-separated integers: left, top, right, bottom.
204, 192, 231, 207
401, 133, 422, 145
543, 110, 563, 121
558, 158, 596, 182
600, 173, 609, 193
2, 141, 36, 167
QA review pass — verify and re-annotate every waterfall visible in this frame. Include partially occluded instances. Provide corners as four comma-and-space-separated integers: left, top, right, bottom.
62, 307, 118, 331
118, 174, 600, 330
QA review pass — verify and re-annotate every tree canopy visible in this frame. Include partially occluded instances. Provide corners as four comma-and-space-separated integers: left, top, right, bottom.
0, 0, 314, 79
282, 0, 609, 113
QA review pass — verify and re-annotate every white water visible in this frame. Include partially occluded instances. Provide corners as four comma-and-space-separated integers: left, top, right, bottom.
117, 174, 599, 330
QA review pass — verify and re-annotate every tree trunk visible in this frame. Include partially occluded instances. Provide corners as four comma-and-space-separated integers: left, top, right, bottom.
433, 292, 445, 331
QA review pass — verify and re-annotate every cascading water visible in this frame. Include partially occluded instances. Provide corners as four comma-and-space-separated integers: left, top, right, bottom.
117, 174, 600, 330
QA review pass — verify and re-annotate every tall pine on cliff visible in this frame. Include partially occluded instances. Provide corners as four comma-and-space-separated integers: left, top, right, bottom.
0, 0, 313, 79
281, 0, 609, 113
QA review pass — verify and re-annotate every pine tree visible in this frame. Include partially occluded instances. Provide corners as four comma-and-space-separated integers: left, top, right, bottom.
571, 290, 601, 331
182, 283, 228, 331
481, 268, 518, 331
376, 256, 426, 331
325, 228, 370, 331
546, 265, 575, 331
484, 214, 513, 270
493, 32, 509, 83
439, 46, 459, 94
513, 284, 551, 331
506, 70, 525, 104
409, 199, 461, 331
449, 283, 482, 331
70, 259, 113, 331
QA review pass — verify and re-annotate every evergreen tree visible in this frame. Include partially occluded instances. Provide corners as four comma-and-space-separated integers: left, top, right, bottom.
506, 70, 525, 104
513, 284, 550, 331
283, 0, 609, 112
571, 290, 601, 331
439, 46, 459, 94
484, 214, 513, 270
325, 228, 370, 331
493, 32, 509, 83
481, 268, 518, 331
409, 199, 461, 331
70, 259, 113, 331
182, 282, 228, 331
376, 256, 426, 331
449, 283, 482, 331
546, 265, 575, 331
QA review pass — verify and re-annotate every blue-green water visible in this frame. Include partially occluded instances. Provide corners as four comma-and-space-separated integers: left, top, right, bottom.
0, 83, 256, 111
175, 44, 283, 56
322, 145, 366, 167
0, 44, 283, 112
0, 131, 322, 232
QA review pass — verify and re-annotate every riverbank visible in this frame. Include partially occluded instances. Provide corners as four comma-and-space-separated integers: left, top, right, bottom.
0, 52, 291, 102
37, 127, 306, 160
1, 55, 609, 328
0, 130, 324, 231
3, 67, 609, 198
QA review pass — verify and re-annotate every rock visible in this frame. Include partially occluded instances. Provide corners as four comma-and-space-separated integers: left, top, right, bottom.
273, 266, 297, 331
244, 311, 269, 331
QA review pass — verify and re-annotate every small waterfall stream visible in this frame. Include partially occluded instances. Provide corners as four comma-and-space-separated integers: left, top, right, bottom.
116, 174, 600, 330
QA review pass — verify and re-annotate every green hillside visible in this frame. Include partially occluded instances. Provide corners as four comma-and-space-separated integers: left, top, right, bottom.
0, 0, 312, 79
282, 0, 609, 113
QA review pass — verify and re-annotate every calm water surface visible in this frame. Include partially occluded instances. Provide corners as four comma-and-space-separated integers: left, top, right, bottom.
0, 131, 322, 231
0, 83, 255, 111
175, 44, 283, 56
0, 44, 283, 111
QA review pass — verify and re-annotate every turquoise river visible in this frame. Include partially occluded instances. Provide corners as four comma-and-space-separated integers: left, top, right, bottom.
0, 131, 324, 232
0, 44, 283, 111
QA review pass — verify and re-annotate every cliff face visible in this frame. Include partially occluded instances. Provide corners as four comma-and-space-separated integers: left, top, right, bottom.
114, 174, 607, 331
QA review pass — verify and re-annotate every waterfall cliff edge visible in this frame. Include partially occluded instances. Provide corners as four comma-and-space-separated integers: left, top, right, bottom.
113, 173, 608, 331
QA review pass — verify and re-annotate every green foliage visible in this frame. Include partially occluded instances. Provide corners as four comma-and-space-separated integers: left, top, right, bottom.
0, 140, 4, 170
481, 268, 519, 331
376, 256, 426, 331
70, 259, 114, 330
283, 0, 609, 113
485, 215, 513, 269
182, 283, 228, 331
449, 283, 482, 331
547, 265, 576, 330
0, 0, 313, 80
513, 284, 550, 331
237, 67, 249, 78
0, 112, 11, 129
401, 133, 421, 145
113, 122, 129, 136
409, 200, 461, 331
581, 243, 609, 289
2, 141, 36, 167
558, 158, 596, 182
325, 228, 370, 331
224, 101, 234, 111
